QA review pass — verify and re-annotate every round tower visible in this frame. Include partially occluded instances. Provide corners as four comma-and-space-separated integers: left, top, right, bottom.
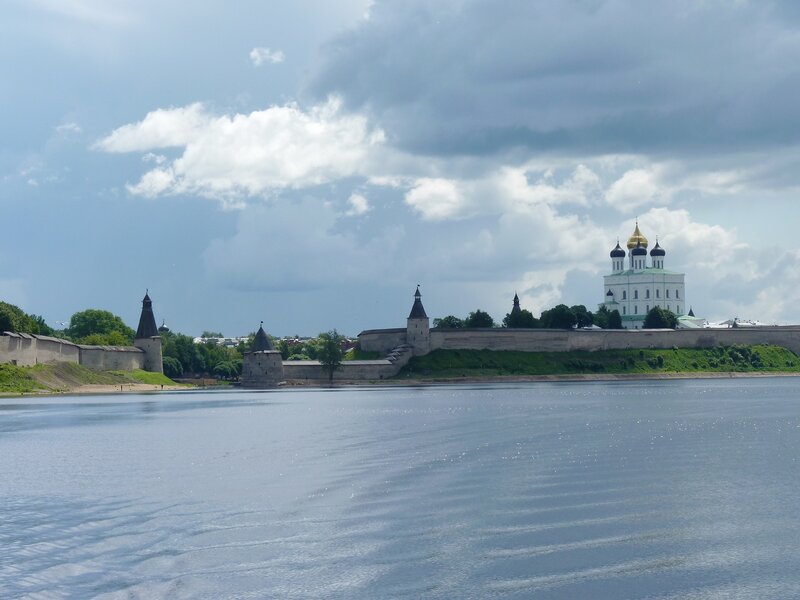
134, 291, 163, 373
406, 285, 431, 355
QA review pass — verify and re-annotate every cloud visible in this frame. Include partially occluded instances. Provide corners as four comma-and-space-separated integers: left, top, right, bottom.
249, 47, 285, 66
204, 198, 403, 290
404, 178, 466, 220
345, 192, 370, 216
96, 98, 385, 200
55, 121, 82, 135
308, 0, 800, 158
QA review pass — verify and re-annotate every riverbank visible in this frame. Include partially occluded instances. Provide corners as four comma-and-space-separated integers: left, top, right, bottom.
0, 362, 183, 396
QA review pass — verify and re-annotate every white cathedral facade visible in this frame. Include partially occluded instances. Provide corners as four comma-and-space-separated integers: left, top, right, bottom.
601, 223, 690, 329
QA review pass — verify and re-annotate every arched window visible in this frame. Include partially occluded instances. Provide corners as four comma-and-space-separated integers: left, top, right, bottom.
676, 289, 680, 299
634, 305, 638, 314
623, 306, 627, 315
656, 289, 660, 298
634, 290, 638, 299
646, 305, 650, 312
646, 289, 650, 299
623, 291, 627, 300
677, 305, 681, 314
666, 289, 670, 298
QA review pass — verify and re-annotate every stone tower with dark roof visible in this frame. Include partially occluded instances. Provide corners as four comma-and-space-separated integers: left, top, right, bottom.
241, 322, 284, 387
133, 291, 163, 373
406, 285, 431, 355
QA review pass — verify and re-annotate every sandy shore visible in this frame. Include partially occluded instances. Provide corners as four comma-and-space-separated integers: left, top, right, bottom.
62, 383, 190, 395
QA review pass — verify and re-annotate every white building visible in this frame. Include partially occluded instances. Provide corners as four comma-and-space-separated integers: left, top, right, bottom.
601, 223, 688, 329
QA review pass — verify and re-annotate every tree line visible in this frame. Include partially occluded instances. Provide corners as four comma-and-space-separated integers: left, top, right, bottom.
433, 303, 678, 330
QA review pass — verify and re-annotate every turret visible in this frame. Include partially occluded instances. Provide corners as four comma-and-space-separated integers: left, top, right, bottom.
134, 290, 163, 373
650, 240, 665, 269
511, 293, 521, 314
610, 241, 625, 272
627, 221, 648, 269
241, 321, 284, 387
406, 285, 430, 355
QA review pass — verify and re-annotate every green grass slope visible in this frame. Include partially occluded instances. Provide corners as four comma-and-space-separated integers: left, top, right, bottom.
0, 362, 178, 394
398, 345, 800, 379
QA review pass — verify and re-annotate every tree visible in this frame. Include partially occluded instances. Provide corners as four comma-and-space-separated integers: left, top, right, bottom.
540, 304, 577, 329
570, 305, 594, 328
0, 301, 47, 334
643, 307, 678, 329
162, 356, 183, 378
464, 309, 495, 328
608, 309, 623, 329
66, 309, 135, 344
201, 330, 224, 338
317, 329, 344, 382
502, 309, 538, 328
433, 315, 464, 329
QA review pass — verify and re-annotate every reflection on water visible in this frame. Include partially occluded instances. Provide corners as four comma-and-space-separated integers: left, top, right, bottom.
1, 380, 800, 598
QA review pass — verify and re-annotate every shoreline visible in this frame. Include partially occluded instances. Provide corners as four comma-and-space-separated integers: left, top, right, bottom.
4, 370, 800, 398
285, 370, 800, 387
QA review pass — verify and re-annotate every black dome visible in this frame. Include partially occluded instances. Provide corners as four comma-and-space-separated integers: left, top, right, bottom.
650, 241, 665, 257
631, 243, 647, 256
610, 243, 625, 258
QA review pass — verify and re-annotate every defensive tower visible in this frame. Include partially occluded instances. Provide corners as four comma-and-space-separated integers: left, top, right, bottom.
241, 322, 284, 387
406, 285, 431, 355
134, 290, 163, 373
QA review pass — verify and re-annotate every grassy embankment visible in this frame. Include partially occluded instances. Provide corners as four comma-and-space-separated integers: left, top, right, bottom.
398, 344, 800, 379
344, 348, 382, 360
0, 362, 177, 394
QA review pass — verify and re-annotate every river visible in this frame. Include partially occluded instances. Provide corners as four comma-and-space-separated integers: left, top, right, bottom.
1, 379, 799, 598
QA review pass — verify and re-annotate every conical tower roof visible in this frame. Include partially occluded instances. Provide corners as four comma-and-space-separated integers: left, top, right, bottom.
511, 292, 521, 314
252, 322, 275, 351
408, 285, 428, 319
135, 290, 159, 339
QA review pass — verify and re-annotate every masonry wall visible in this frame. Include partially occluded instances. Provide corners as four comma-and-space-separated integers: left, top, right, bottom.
427, 327, 800, 355
78, 346, 144, 370
0, 332, 148, 370
283, 359, 400, 381
357, 328, 407, 354
0, 333, 81, 366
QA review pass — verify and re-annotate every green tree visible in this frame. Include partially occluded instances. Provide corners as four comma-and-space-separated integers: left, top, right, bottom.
540, 304, 577, 329
643, 307, 678, 329
608, 309, 623, 329
433, 315, 464, 329
162, 356, 183, 378
502, 309, 538, 328
78, 331, 131, 346
201, 330, 224, 338
464, 309, 495, 328
593, 305, 610, 329
161, 331, 205, 375
570, 305, 594, 328
317, 329, 344, 382
66, 309, 135, 344
0, 301, 44, 334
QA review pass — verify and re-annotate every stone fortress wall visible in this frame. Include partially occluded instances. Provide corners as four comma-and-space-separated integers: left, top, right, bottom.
0, 332, 146, 370
359, 326, 800, 357
0, 293, 163, 374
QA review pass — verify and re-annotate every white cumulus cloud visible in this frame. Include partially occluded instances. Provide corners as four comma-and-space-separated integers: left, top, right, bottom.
95, 98, 385, 200
249, 47, 285, 66
346, 193, 370, 216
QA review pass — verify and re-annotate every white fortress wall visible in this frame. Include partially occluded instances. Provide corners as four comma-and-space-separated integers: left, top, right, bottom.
78, 346, 145, 370
0, 333, 81, 367
357, 329, 407, 354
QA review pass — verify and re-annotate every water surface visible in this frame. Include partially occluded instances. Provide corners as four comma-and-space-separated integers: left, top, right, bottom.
1, 379, 799, 598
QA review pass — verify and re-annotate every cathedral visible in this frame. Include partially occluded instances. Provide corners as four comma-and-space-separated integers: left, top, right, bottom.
601, 223, 689, 329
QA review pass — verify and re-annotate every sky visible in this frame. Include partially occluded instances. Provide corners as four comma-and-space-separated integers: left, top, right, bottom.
3, 0, 800, 336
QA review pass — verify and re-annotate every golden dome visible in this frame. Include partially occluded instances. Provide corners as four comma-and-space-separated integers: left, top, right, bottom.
626, 223, 648, 249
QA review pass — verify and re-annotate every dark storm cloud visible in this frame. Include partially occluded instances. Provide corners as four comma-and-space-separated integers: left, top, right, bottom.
307, 0, 800, 157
